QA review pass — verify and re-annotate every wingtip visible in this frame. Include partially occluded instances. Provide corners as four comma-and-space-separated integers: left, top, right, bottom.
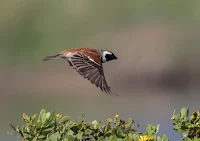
105, 89, 119, 96
111, 91, 119, 96
114, 92, 119, 96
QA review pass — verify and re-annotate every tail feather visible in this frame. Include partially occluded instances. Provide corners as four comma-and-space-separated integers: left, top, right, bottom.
43, 54, 60, 61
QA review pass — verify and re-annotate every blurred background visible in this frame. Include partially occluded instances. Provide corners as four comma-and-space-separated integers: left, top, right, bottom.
0, 0, 200, 140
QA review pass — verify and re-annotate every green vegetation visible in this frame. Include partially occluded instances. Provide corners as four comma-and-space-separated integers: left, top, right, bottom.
171, 108, 200, 141
7, 108, 200, 141
8, 109, 167, 141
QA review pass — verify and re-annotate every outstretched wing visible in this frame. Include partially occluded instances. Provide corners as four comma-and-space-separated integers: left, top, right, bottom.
68, 52, 113, 95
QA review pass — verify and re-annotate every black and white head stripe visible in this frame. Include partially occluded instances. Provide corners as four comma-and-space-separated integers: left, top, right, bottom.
101, 50, 117, 63
102, 51, 112, 62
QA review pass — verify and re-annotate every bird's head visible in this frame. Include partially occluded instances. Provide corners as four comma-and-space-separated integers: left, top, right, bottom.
101, 50, 117, 63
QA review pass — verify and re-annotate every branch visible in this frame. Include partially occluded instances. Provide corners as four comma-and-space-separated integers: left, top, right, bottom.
8, 122, 24, 141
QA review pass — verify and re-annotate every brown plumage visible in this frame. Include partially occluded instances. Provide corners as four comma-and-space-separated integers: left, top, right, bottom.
60, 48, 102, 65
43, 47, 118, 95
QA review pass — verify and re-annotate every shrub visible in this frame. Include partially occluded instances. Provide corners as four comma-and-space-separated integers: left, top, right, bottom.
8, 109, 168, 141
8, 108, 200, 141
171, 108, 200, 141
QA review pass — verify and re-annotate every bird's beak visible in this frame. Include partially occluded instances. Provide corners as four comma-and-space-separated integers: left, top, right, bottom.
113, 55, 118, 59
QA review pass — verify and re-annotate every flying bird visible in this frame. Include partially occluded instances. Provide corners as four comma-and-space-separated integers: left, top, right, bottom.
43, 48, 118, 95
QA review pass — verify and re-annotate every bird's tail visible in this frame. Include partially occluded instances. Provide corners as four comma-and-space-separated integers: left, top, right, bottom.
43, 54, 60, 61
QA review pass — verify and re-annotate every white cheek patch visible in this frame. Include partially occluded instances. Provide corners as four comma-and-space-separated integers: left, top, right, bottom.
102, 56, 107, 63
102, 51, 112, 63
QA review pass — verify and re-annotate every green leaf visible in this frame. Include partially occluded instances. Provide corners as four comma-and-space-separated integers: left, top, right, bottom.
15, 125, 20, 133
31, 115, 37, 125
156, 124, 160, 134
145, 124, 158, 135
180, 125, 188, 131
98, 136, 104, 141
104, 130, 112, 137
22, 113, 30, 123
76, 132, 83, 140
32, 137, 37, 141
21, 126, 25, 135
180, 107, 189, 120
48, 132, 60, 141
127, 118, 133, 126
71, 123, 82, 132
174, 114, 180, 121
48, 134, 58, 141
193, 137, 200, 141
48, 111, 56, 122
40, 109, 46, 114
92, 120, 100, 129
124, 136, 130, 141
46, 112, 51, 119
58, 116, 70, 124
66, 121, 74, 128
116, 126, 123, 138
40, 109, 47, 125
157, 134, 169, 141
132, 134, 139, 141
193, 112, 200, 124
67, 130, 74, 136
42, 125, 55, 133
183, 137, 192, 141
55, 132, 61, 139
63, 138, 68, 141
110, 135, 118, 141
31, 114, 37, 121
38, 135, 46, 139
84, 129, 92, 135
89, 136, 96, 141
66, 135, 74, 141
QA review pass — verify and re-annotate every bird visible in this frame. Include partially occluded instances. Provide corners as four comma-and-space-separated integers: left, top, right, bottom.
42, 47, 118, 95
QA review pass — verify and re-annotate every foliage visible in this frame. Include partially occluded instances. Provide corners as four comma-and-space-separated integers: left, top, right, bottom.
171, 108, 200, 141
8, 109, 168, 141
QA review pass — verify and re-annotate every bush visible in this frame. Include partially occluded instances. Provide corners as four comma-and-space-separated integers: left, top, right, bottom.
171, 108, 200, 141
7, 108, 200, 141
8, 109, 168, 141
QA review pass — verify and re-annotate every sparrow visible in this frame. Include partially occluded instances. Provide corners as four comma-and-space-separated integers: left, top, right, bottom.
42, 47, 118, 95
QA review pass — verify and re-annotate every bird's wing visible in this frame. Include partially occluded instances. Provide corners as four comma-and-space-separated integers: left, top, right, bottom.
67, 52, 114, 95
